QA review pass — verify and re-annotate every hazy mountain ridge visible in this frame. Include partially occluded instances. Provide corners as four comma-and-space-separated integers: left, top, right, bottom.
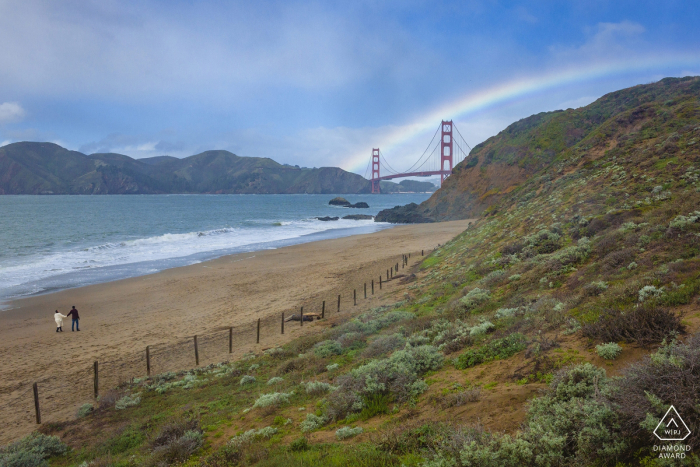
0, 144, 371, 194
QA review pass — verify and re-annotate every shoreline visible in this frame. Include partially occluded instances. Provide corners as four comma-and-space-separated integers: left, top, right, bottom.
0, 219, 472, 443
0, 221, 394, 308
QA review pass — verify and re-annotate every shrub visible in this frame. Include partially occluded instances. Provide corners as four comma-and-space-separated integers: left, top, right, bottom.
362, 334, 406, 358
596, 342, 622, 360
638, 285, 664, 302
438, 388, 481, 408
582, 305, 685, 347
509, 274, 521, 281
313, 340, 343, 357
252, 392, 292, 409
326, 363, 339, 371
614, 335, 700, 453
302, 381, 337, 395
584, 281, 608, 297
300, 413, 327, 432
266, 376, 284, 386
77, 403, 94, 418
114, 393, 141, 410
0, 432, 67, 467
669, 211, 700, 230
495, 307, 519, 319
454, 333, 527, 369
289, 437, 309, 452
627, 261, 638, 270
150, 430, 203, 466
469, 321, 494, 337
336, 426, 363, 440
460, 288, 491, 311
240, 375, 256, 386
228, 426, 278, 448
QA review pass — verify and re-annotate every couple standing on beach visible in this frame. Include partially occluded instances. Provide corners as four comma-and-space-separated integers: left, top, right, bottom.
54, 306, 80, 332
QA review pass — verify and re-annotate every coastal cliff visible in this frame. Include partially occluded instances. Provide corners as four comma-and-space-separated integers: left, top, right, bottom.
376, 76, 700, 223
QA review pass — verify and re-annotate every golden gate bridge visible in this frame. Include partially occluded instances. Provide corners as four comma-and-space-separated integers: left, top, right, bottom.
363, 120, 472, 193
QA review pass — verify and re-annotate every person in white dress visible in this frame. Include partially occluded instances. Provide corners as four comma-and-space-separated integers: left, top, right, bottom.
54, 310, 67, 332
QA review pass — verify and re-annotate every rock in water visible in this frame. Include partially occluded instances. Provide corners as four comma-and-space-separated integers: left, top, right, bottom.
349, 202, 369, 208
329, 197, 351, 206
374, 203, 434, 224
316, 216, 340, 221
342, 214, 373, 220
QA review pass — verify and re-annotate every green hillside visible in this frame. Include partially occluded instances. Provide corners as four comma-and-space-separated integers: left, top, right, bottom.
0, 145, 371, 194
4, 77, 700, 466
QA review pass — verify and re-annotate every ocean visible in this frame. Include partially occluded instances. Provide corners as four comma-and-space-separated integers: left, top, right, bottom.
0, 193, 431, 303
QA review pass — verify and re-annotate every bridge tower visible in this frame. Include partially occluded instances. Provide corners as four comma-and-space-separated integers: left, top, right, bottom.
371, 148, 381, 193
440, 120, 453, 183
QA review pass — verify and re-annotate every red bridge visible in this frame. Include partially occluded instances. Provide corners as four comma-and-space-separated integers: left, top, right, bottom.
365, 120, 472, 193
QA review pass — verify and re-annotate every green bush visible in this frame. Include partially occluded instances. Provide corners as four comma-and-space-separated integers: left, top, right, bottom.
303, 381, 337, 395
460, 288, 491, 311
253, 392, 292, 408
336, 426, 363, 440
289, 437, 309, 452
313, 340, 343, 357
300, 413, 327, 433
239, 375, 256, 386
77, 403, 94, 418
114, 393, 141, 410
0, 432, 67, 467
596, 342, 622, 360
228, 426, 278, 448
454, 334, 527, 369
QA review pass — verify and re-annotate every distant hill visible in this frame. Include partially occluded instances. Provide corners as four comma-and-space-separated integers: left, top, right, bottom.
0, 144, 371, 194
379, 179, 437, 193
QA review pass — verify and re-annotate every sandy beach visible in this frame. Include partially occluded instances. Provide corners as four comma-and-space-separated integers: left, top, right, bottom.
0, 220, 471, 443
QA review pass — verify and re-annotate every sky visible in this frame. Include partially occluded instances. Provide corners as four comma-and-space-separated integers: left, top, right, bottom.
1, 0, 699, 182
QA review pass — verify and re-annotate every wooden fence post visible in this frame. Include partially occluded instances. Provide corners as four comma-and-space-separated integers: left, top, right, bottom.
146, 345, 151, 376
379, 276, 382, 289
321, 301, 325, 318
353, 289, 356, 306
371, 279, 374, 294
93, 361, 99, 399
229, 327, 233, 353
422, 249, 424, 256
33, 382, 41, 424
364, 283, 367, 299
300, 306, 304, 326
281, 312, 285, 334
337, 294, 341, 312
194, 335, 199, 366
257, 318, 261, 343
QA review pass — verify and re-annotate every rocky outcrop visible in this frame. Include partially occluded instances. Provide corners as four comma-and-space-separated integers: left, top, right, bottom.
374, 203, 434, 223
342, 214, 373, 220
349, 202, 369, 208
329, 197, 351, 206
316, 216, 339, 221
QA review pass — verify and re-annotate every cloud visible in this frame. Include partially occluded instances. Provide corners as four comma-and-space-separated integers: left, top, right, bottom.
549, 21, 647, 62
0, 102, 26, 124
0, 140, 12, 147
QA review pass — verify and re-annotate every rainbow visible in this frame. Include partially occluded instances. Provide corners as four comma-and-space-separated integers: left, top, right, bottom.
345, 53, 700, 173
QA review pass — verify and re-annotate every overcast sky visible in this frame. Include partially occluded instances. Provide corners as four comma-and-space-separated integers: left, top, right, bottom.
1, 0, 699, 179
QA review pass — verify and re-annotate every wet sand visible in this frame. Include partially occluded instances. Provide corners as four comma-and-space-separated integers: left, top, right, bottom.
0, 220, 471, 443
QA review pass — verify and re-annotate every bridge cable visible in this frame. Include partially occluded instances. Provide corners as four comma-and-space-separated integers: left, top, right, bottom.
402, 122, 442, 174
379, 150, 401, 175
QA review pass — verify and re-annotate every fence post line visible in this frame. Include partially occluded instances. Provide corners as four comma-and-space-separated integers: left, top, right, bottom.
194, 335, 199, 366
257, 318, 261, 343
146, 345, 151, 376
371, 279, 374, 295
300, 306, 304, 326
229, 327, 233, 353
281, 312, 285, 334
321, 301, 325, 319
337, 294, 341, 312
94, 361, 99, 399
33, 382, 41, 424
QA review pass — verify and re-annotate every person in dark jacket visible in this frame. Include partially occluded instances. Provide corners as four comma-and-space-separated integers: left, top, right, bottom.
66, 306, 80, 331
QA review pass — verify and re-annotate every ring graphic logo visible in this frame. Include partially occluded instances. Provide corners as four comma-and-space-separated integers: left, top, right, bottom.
654, 406, 691, 441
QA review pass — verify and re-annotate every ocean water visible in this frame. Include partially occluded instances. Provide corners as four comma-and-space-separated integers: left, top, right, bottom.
0, 194, 430, 303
